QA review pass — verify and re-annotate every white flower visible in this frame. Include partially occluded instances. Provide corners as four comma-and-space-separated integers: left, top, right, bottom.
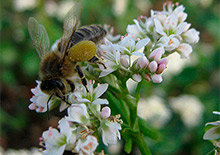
154, 13, 188, 37
98, 40, 121, 77
100, 121, 121, 146
75, 135, 98, 155
176, 43, 193, 59
158, 35, 180, 51
29, 81, 51, 113
65, 104, 90, 125
42, 118, 76, 155
69, 82, 109, 105
182, 28, 200, 44
118, 36, 149, 56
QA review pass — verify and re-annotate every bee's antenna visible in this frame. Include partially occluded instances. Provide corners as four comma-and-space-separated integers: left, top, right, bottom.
46, 95, 53, 120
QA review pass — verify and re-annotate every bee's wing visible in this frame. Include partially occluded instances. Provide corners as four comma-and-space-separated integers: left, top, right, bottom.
28, 17, 50, 59
60, 0, 82, 58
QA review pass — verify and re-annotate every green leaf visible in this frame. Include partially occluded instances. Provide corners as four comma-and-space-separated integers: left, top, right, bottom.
122, 129, 133, 153
138, 117, 158, 140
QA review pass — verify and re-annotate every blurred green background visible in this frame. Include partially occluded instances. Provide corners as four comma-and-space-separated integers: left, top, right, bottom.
0, 0, 219, 154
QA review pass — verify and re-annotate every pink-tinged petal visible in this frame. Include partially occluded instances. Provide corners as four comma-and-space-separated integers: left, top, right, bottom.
94, 84, 108, 98
28, 103, 37, 110
149, 61, 158, 73
137, 56, 149, 69
157, 63, 166, 74
151, 74, 163, 83
120, 56, 129, 68
135, 38, 150, 51
203, 127, 220, 140
92, 98, 109, 105
158, 58, 168, 66
101, 107, 111, 119
149, 47, 163, 61
36, 106, 46, 113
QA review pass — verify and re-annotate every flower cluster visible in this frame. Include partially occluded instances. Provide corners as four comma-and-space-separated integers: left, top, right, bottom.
30, 81, 122, 155
97, 2, 199, 83
29, 2, 200, 155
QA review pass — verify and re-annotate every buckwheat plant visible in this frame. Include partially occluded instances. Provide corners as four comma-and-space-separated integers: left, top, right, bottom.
29, 1, 200, 155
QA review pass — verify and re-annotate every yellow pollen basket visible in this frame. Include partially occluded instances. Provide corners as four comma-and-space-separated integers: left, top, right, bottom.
68, 40, 97, 62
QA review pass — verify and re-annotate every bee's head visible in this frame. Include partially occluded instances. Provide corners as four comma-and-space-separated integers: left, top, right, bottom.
40, 79, 65, 95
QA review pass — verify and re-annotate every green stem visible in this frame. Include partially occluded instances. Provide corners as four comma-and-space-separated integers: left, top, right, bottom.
132, 133, 152, 155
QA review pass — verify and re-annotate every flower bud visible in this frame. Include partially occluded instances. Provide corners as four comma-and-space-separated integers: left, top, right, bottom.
177, 43, 192, 59
120, 56, 129, 68
157, 63, 166, 74
158, 58, 168, 66
149, 47, 164, 61
151, 74, 163, 83
144, 74, 151, 81
149, 61, 158, 72
183, 28, 200, 44
137, 56, 149, 69
132, 74, 142, 82
101, 106, 111, 119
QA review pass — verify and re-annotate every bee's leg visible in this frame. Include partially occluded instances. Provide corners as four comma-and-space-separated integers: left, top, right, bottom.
89, 54, 106, 69
46, 94, 54, 120
66, 79, 75, 92
76, 65, 89, 92
55, 93, 71, 105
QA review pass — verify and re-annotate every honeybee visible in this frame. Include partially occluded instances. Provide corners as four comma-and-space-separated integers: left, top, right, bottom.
28, 0, 106, 103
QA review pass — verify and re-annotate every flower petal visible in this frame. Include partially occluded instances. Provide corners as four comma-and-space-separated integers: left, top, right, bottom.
92, 98, 109, 105
94, 84, 108, 98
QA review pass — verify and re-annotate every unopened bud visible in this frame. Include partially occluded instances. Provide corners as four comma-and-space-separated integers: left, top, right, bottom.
149, 47, 164, 61
158, 58, 168, 66
151, 74, 163, 83
101, 106, 111, 119
120, 56, 129, 68
157, 63, 166, 74
137, 56, 149, 69
132, 74, 142, 82
149, 61, 158, 72
144, 74, 151, 81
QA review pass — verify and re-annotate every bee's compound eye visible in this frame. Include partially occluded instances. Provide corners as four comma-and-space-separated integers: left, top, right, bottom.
68, 40, 97, 62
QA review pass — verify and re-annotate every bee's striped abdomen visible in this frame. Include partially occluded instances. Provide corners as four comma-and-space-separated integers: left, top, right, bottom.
68, 24, 106, 49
